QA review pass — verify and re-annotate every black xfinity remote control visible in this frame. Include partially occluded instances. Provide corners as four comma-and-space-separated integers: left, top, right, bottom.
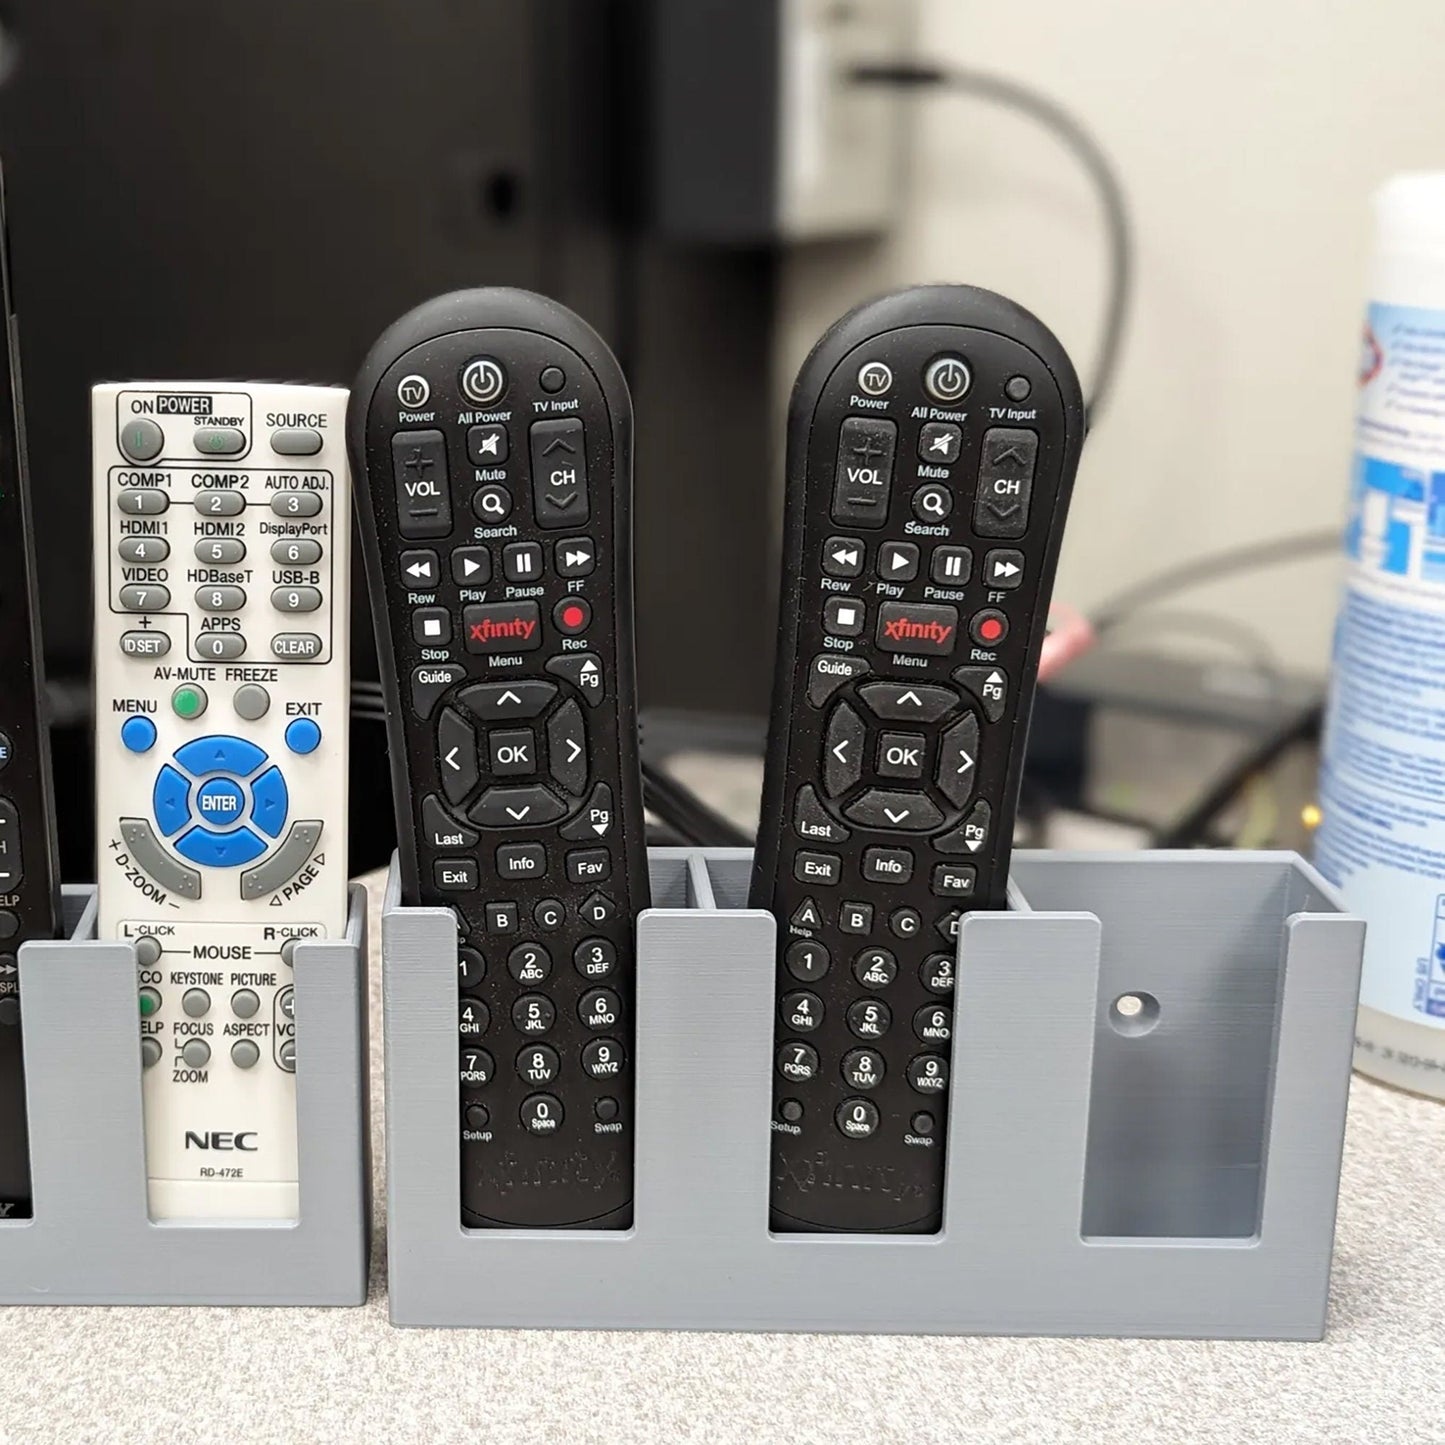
751, 285, 1084, 1233
0, 170, 62, 1220
349, 289, 648, 1229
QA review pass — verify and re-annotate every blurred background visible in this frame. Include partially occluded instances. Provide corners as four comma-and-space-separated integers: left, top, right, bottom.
3, 0, 1434, 871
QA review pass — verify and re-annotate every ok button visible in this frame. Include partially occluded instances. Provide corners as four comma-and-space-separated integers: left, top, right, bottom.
194, 777, 246, 828
877, 731, 926, 780
489, 728, 536, 777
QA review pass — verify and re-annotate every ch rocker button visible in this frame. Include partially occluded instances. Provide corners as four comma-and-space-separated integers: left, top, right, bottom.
437, 707, 480, 805
822, 702, 865, 797
844, 789, 944, 832
876, 602, 958, 657
793, 782, 849, 845
530, 417, 590, 528
936, 713, 979, 809
973, 427, 1037, 539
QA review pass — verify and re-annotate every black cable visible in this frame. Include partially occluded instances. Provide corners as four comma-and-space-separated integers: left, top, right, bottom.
1089, 529, 1339, 634
1151, 701, 1323, 849
851, 62, 1133, 425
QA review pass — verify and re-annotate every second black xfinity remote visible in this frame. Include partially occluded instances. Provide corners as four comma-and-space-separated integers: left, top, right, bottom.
349, 289, 647, 1228
0, 168, 62, 1220
752, 285, 1084, 1233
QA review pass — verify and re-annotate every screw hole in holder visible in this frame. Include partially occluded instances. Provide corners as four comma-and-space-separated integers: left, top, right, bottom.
1109, 990, 1161, 1036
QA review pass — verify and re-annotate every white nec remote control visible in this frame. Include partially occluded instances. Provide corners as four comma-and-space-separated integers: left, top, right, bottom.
92, 382, 350, 1220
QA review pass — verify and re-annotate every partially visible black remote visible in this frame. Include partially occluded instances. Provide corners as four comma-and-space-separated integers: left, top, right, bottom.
349, 289, 648, 1228
0, 168, 62, 1220
751, 285, 1084, 1233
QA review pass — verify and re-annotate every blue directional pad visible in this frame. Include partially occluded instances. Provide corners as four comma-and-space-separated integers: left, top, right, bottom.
152, 765, 192, 838
249, 766, 289, 839
151, 733, 291, 869
174, 825, 268, 868
174, 735, 268, 779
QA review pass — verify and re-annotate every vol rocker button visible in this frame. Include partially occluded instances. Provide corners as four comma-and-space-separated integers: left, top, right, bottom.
831, 416, 897, 527
822, 702, 865, 798
392, 430, 452, 538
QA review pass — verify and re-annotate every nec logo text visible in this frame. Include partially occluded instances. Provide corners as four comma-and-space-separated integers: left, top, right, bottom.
183, 1130, 258, 1151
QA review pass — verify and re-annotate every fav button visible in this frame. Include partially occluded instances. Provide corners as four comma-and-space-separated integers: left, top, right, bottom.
284, 718, 322, 754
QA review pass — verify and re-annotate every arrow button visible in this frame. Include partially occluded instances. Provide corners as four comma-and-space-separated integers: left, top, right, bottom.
843, 789, 944, 833
457, 679, 557, 720
436, 706, 480, 805
822, 701, 866, 798
468, 784, 566, 829
937, 712, 980, 809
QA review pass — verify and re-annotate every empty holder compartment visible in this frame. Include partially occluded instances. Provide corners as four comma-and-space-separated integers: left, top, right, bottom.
1010, 852, 1356, 1241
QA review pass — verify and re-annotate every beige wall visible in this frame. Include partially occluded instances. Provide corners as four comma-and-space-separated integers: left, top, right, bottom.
780, 0, 1445, 675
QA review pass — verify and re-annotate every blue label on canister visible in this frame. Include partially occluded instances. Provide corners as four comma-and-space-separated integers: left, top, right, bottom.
1317, 301, 1445, 1027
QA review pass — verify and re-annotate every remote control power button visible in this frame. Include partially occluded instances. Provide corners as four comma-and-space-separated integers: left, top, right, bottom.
397, 374, 430, 409
194, 427, 246, 456
119, 416, 164, 462
923, 354, 971, 403
460, 356, 508, 406
856, 360, 893, 396
270, 428, 322, 456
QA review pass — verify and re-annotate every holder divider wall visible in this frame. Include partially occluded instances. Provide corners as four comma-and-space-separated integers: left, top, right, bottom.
384, 847, 1363, 1338
0, 883, 371, 1307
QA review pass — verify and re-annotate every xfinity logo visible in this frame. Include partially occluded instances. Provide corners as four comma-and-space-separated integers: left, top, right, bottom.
882, 615, 954, 647
184, 1130, 258, 1151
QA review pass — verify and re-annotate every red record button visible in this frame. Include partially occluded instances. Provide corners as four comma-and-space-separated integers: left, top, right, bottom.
970, 609, 1008, 647
553, 597, 592, 636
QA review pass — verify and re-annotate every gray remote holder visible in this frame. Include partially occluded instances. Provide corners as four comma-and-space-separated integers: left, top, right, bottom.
0, 884, 369, 1306
384, 847, 1363, 1337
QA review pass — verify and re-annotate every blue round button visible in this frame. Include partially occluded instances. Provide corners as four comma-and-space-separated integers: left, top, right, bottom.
285, 718, 321, 755
121, 716, 157, 753
194, 777, 246, 829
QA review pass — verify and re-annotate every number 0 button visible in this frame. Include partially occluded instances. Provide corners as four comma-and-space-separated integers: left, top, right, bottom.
836, 1097, 880, 1139
520, 1093, 563, 1135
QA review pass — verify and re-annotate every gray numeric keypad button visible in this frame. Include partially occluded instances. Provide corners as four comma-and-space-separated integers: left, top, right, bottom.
270, 491, 322, 517
196, 585, 246, 611
195, 538, 247, 564
118, 536, 169, 563
272, 586, 321, 613
195, 490, 245, 516
117, 489, 169, 515
196, 633, 246, 660
271, 538, 321, 565
120, 584, 170, 611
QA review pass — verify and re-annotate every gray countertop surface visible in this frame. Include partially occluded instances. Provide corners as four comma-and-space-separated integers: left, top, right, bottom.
1, 871, 1442, 1445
